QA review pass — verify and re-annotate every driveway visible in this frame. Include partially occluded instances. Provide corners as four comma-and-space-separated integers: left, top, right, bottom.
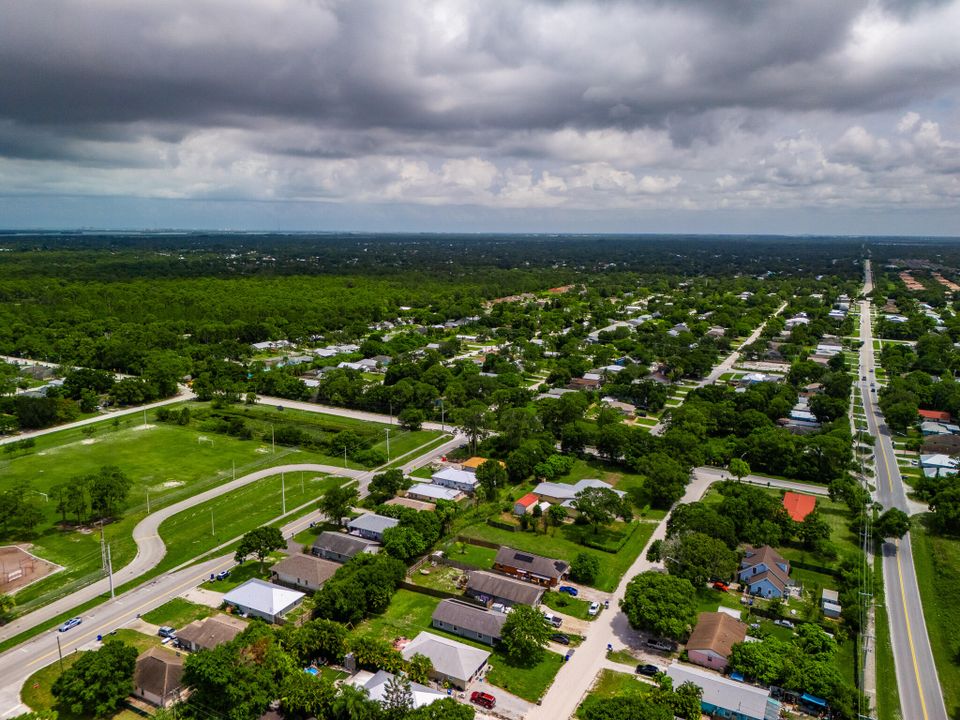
463, 675, 532, 720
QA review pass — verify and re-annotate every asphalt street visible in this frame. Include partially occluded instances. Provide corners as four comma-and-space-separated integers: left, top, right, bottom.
859, 260, 948, 720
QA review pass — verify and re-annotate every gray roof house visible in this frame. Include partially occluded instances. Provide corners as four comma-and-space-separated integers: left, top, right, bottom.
222, 579, 305, 624
353, 670, 445, 709
311, 531, 379, 563
401, 631, 491, 689
347, 513, 400, 542
133, 647, 185, 708
666, 663, 781, 720
431, 599, 507, 646
174, 614, 246, 652
465, 570, 544, 607
270, 554, 340, 592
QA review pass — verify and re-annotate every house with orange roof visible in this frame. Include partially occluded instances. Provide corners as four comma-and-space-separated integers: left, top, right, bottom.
919, 409, 952, 423
782, 492, 817, 522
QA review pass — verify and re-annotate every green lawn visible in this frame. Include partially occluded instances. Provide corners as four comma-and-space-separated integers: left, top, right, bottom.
200, 550, 285, 590
441, 541, 498, 569
874, 553, 901, 720
383, 434, 452, 469
459, 520, 658, 591
911, 521, 960, 719
576, 669, 651, 717
0, 402, 397, 611
155, 474, 344, 574
354, 589, 441, 640
485, 650, 564, 703
542, 591, 597, 621
140, 598, 214, 628
409, 564, 466, 594
606, 648, 639, 667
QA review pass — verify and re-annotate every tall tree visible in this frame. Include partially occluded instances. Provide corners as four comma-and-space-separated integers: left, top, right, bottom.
318, 485, 359, 527
51, 639, 137, 718
621, 571, 697, 641
500, 604, 552, 666
235, 526, 285, 572
572, 487, 629, 534
475, 459, 507, 501
454, 401, 491, 453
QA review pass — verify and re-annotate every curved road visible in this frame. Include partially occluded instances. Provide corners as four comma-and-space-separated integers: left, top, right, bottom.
0, 463, 367, 643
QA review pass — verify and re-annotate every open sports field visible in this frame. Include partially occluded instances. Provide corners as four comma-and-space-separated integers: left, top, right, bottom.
0, 402, 429, 612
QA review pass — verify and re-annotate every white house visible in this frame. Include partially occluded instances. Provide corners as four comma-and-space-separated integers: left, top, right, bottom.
347, 513, 399, 542
352, 670, 445, 710
222, 579, 304, 623
432, 467, 480, 494
401, 632, 490, 689
920, 453, 960, 477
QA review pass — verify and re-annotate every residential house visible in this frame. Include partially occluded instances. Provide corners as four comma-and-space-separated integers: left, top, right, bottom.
270, 554, 340, 592
513, 493, 539, 516
466, 570, 544, 607
782, 492, 817, 522
921, 421, 960, 436
222, 579, 305, 623
666, 663, 781, 720
401, 632, 491, 689
821, 588, 842, 619
567, 377, 602, 391
174, 614, 246, 652
600, 397, 637, 418
738, 545, 792, 599
685, 612, 747, 671
431, 599, 507, 646
919, 409, 953, 423
385, 496, 435, 512
493, 546, 569, 588
311, 531, 379, 563
920, 453, 960, 477
347, 513, 399, 542
133, 647, 185, 708
352, 669, 445, 710
460, 456, 505, 473
432, 467, 480, 494
406, 483, 463, 503
531, 479, 625, 515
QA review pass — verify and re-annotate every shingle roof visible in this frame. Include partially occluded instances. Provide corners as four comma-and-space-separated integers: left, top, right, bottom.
271, 554, 339, 587
347, 513, 400, 535
175, 614, 246, 651
406, 483, 462, 501
432, 600, 507, 639
401, 631, 490, 682
312, 531, 379, 557
532, 479, 624, 501
135, 647, 184, 699
466, 570, 544, 606
223, 579, 304, 616
686, 612, 747, 659
360, 669, 445, 709
666, 663, 773, 719
432, 467, 479, 487
494, 546, 569, 580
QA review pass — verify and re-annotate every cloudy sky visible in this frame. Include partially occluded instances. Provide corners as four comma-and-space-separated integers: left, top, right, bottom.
2, 0, 960, 234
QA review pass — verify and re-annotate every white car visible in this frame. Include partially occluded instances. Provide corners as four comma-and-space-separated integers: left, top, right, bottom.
588, 602, 600, 616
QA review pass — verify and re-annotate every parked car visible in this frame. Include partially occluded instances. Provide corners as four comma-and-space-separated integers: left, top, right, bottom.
749, 622, 761, 631
59, 617, 82, 632
157, 626, 176, 639
470, 691, 496, 709
541, 610, 563, 628
558, 585, 579, 597
774, 619, 795, 628
588, 602, 600, 616
712, 581, 730, 592
215, 570, 230, 581
636, 664, 661, 677
645, 638, 677, 652
551, 633, 571, 645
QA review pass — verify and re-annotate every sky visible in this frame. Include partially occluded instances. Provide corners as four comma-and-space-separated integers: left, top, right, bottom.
2, 0, 960, 234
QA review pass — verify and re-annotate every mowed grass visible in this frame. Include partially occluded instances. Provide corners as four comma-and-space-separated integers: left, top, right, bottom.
353, 588, 564, 702
576, 669, 651, 717
155, 473, 345, 573
140, 598, 214, 628
459, 520, 657, 591
911, 521, 960, 719
542, 591, 597, 621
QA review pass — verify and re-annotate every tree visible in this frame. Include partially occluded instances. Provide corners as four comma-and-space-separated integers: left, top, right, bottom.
0, 593, 14, 624
86, 466, 132, 519
398, 407, 424, 431
475, 459, 507, 501
318, 485, 359, 527
381, 525, 427, 561
382, 672, 413, 717
368, 469, 408, 504
662, 532, 738, 588
547, 504, 568, 531
235, 526, 285, 572
875, 507, 911, 539
728, 458, 750, 482
798, 511, 831, 550
279, 671, 336, 720
884, 400, 919, 435
571, 487, 628, 534
52, 639, 137, 718
569, 552, 600, 584
500, 603, 552, 666
405, 653, 433, 685
621, 571, 697, 640
454, 401, 491, 453
637, 453, 689, 509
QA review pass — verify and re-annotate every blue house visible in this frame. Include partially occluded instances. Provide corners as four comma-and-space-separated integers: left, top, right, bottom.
738, 545, 791, 599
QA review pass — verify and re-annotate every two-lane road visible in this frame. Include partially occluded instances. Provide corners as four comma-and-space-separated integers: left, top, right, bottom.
859, 260, 948, 720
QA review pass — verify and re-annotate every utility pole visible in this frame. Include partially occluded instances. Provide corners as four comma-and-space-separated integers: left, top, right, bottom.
100, 521, 107, 572
343, 446, 347, 469
272, 424, 275, 453
232, 459, 236, 481
300, 471, 304, 494
143, 409, 147, 427
56, 635, 64, 673
281, 472, 286, 515
385, 428, 391, 462
211, 509, 215, 537
106, 543, 115, 599
440, 399, 445, 432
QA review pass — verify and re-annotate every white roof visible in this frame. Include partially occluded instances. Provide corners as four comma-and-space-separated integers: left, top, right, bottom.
920, 454, 958, 468
348, 513, 400, 534
401, 632, 490, 682
432, 467, 479, 487
533, 478, 624, 502
223, 579, 304, 616
407, 483, 461, 501
667, 663, 772, 719
359, 669, 445, 709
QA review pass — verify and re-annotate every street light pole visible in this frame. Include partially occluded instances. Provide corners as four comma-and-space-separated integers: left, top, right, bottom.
282, 472, 286, 515
271, 424, 275, 453
106, 543, 115, 599
385, 428, 391, 462
56, 635, 64, 673
211, 509, 215, 537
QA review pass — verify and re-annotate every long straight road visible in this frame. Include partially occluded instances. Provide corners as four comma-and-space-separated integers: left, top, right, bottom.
859, 260, 948, 720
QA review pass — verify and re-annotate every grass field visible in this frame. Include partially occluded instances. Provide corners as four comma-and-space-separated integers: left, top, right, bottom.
542, 591, 597, 621
576, 669, 651, 717
441, 541, 498, 569
459, 519, 658, 591
353, 588, 563, 702
911, 521, 960, 719
140, 598, 215, 628
874, 553, 901, 720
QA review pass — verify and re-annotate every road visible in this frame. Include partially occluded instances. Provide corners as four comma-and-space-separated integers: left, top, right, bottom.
255, 395, 451, 433
858, 259, 948, 720
651, 301, 787, 435
527, 469, 830, 720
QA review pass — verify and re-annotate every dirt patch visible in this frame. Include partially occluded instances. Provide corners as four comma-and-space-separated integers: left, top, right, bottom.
0, 545, 61, 594
132, 423, 157, 431
81, 439, 97, 445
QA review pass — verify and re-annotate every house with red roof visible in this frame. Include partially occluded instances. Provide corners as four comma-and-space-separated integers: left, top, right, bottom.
782, 492, 817, 522
513, 493, 539, 516
919, 409, 952, 423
